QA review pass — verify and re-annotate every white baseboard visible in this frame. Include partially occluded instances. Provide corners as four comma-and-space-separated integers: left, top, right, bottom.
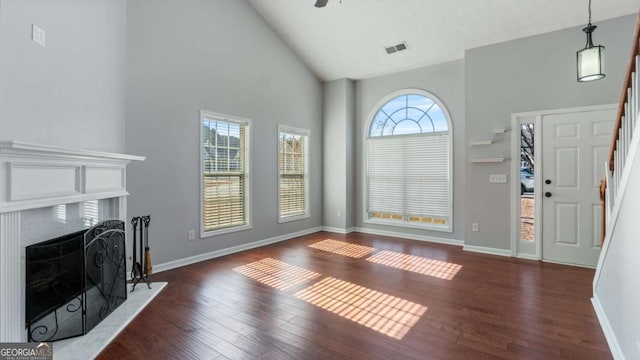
515, 253, 540, 261
542, 258, 596, 269
591, 296, 624, 360
322, 226, 356, 234
153, 226, 323, 274
463, 245, 512, 257
354, 227, 463, 246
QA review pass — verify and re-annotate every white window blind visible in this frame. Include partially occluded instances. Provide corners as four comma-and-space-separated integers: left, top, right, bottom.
366, 91, 452, 230
201, 113, 250, 233
367, 134, 449, 223
279, 127, 309, 221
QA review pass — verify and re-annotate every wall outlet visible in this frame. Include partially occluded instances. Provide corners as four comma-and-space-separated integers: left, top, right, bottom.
337, 209, 342, 218
188, 230, 195, 240
472, 223, 479, 232
32, 24, 46, 47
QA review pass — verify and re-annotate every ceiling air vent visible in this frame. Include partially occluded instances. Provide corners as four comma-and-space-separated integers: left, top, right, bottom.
385, 42, 408, 55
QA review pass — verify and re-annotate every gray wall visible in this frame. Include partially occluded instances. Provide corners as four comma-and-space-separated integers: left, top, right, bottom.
0, 0, 126, 152
356, 60, 466, 241
125, 0, 323, 265
323, 79, 356, 230
465, 14, 635, 250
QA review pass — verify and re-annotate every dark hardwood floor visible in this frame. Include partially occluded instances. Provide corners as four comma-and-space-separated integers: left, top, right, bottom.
98, 232, 611, 359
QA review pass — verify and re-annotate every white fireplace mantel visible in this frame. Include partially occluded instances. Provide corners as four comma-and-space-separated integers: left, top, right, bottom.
0, 141, 145, 342
0, 141, 145, 214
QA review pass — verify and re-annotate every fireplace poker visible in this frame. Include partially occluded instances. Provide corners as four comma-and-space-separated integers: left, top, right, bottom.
130, 217, 139, 281
143, 215, 152, 276
139, 216, 144, 278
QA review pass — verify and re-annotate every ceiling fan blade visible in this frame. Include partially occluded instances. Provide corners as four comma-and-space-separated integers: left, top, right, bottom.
315, 0, 328, 8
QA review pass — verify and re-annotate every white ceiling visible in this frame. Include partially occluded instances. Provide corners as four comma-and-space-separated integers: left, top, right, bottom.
248, 0, 640, 81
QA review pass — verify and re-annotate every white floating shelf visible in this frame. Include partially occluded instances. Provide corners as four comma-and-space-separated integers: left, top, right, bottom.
469, 140, 493, 146
492, 128, 507, 134
471, 157, 505, 163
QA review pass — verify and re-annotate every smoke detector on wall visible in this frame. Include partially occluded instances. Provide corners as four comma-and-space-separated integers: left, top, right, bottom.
385, 42, 408, 54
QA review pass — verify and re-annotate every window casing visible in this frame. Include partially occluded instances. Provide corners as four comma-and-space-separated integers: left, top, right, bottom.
365, 90, 452, 232
278, 125, 309, 222
200, 111, 251, 237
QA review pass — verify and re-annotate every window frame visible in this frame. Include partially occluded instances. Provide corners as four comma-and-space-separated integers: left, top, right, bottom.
277, 125, 310, 223
200, 110, 252, 238
362, 89, 453, 233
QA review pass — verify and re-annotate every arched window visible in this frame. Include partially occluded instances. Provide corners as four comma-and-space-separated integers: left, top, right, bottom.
366, 90, 452, 232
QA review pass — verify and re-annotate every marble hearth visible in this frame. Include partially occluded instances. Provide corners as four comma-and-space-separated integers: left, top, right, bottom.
0, 141, 145, 342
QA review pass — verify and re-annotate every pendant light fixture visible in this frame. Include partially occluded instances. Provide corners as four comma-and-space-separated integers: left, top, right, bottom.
577, 0, 605, 82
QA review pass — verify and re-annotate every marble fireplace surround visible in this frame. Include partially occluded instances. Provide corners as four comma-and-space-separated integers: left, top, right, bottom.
0, 141, 145, 342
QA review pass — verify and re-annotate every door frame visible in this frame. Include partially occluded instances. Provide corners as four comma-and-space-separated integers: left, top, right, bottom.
510, 103, 617, 261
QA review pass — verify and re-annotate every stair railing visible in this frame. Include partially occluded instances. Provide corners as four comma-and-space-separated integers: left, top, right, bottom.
600, 10, 640, 244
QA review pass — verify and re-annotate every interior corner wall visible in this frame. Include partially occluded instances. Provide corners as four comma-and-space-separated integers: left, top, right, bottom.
0, 0, 127, 153
125, 0, 323, 266
356, 60, 466, 241
464, 14, 636, 251
323, 79, 356, 230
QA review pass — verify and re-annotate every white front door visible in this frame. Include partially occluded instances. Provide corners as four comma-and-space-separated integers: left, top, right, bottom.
541, 108, 615, 267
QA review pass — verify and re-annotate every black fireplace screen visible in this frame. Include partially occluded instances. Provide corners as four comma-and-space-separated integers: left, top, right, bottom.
26, 220, 127, 342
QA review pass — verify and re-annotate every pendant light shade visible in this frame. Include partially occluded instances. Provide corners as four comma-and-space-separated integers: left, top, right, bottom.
577, 1, 605, 82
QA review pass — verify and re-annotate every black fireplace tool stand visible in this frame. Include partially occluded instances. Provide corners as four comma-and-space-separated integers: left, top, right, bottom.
131, 215, 152, 291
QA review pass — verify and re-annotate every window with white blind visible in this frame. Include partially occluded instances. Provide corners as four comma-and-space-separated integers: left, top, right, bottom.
278, 126, 309, 222
366, 90, 452, 232
201, 111, 251, 236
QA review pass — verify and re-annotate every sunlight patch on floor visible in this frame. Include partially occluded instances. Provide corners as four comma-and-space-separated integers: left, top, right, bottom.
295, 277, 427, 340
309, 239, 376, 258
365, 250, 462, 280
233, 258, 321, 290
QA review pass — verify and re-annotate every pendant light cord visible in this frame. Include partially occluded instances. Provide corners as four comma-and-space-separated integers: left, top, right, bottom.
588, 0, 592, 26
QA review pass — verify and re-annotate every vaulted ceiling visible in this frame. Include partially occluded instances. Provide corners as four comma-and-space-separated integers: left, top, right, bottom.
248, 0, 640, 81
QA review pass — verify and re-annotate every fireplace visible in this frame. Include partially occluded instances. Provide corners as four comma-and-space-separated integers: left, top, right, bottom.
0, 141, 145, 342
25, 220, 127, 342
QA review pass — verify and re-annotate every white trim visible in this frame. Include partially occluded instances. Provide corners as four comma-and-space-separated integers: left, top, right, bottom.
363, 218, 451, 232
510, 104, 617, 263
593, 107, 640, 290
322, 226, 356, 234
542, 258, 596, 269
277, 124, 310, 223
354, 226, 462, 246
463, 245, 512, 257
153, 227, 323, 274
0, 191, 130, 214
509, 113, 541, 259
514, 253, 540, 261
200, 110, 252, 239
0, 141, 145, 162
470, 157, 505, 163
591, 295, 625, 360
361, 88, 454, 234
510, 103, 617, 118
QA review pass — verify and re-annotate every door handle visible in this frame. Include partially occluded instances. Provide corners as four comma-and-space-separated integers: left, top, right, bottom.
545, 179, 552, 184
545, 192, 552, 197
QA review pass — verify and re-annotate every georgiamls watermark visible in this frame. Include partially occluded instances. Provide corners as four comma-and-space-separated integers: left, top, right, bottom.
0, 343, 52, 360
